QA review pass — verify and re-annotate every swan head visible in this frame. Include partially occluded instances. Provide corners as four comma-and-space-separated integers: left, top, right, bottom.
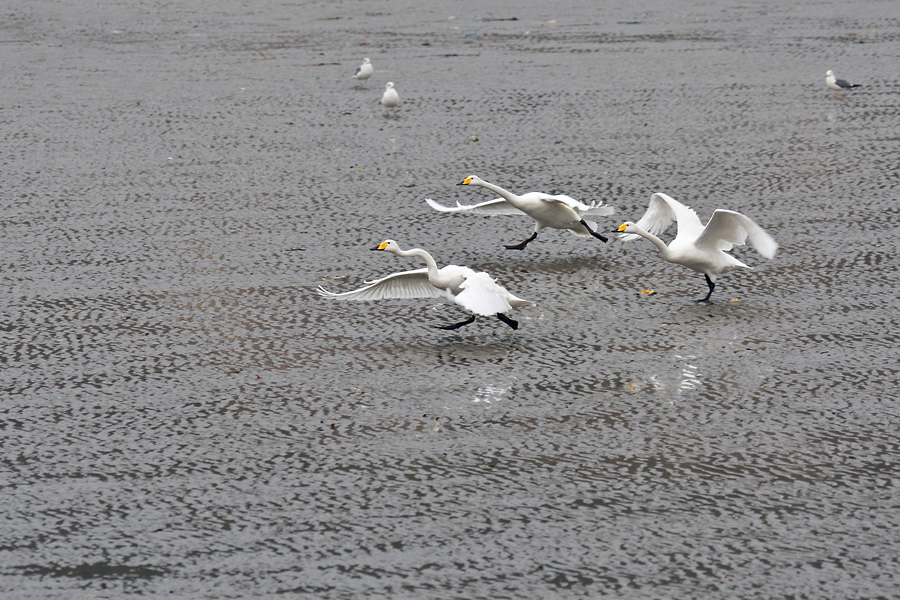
458, 175, 483, 186
372, 239, 401, 254
616, 222, 639, 233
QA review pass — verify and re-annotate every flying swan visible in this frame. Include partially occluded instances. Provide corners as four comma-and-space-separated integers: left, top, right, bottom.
426, 175, 614, 250
317, 240, 531, 330
616, 193, 778, 302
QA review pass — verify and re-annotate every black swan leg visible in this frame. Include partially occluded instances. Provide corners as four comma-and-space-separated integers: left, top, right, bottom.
496, 313, 519, 330
504, 231, 538, 250
437, 315, 476, 330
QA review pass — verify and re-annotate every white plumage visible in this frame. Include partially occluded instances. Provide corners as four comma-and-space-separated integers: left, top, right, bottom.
426, 175, 615, 250
825, 69, 860, 98
380, 82, 400, 117
317, 240, 530, 330
617, 192, 777, 302
353, 57, 373, 83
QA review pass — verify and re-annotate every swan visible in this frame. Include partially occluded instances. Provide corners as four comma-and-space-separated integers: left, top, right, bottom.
353, 57, 373, 84
425, 175, 614, 250
825, 70, 860, 98
380, 82, 400, 117
616, 192, 778, 302
317, 240, 531, 330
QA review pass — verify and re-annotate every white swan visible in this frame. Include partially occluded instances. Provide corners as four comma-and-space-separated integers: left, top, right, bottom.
825, 70, 860, 98
427, 175, 614, 250
380, 82, 400, 117
317, 240, 531, 330
616, 193, 778, 302
353, 57, 373, 84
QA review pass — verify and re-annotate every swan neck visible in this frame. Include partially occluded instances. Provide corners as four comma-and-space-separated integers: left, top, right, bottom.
476, 180, 517, 203
634, 227, 671, 257
395, 247, 440, 277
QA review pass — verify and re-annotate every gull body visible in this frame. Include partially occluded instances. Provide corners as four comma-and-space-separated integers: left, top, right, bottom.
825, 69, 860, 98
427, 175, 614, 250
616, 193, 778, 302
317, 240, 531, 330
380, 82, 400, 117
353, 57, 373, 84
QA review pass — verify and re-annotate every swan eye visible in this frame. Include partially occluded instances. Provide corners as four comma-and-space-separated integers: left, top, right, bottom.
617, 223, 628, 232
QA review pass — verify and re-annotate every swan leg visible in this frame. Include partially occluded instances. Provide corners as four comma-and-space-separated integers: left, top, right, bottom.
504, 231, 538, 250
437, 315, 476, 330
496, 313, 519, 330
695, 274, 715, 303
580, 219, 608, 243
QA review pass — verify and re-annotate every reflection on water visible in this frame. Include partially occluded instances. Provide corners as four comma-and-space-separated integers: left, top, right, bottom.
624, 353, 702, 400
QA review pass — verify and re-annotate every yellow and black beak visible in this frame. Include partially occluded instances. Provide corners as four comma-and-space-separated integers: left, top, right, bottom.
457, 177, 473, 186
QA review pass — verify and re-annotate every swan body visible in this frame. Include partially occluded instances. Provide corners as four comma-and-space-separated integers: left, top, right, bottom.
427, 175, 614, 250
353, 57, 373, 83
616, 192, 777, 302
381, 82, 400, 117
317, 240, 530, 330
825, 70, 860, 98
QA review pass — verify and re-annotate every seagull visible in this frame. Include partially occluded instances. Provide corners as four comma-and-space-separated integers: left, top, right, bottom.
616, 193, 778, 302
380, 82, 400, 117
427, 175, 614, 250
826, 69, 860, 98
353, 57, 373, 85
317, 240, 531, 330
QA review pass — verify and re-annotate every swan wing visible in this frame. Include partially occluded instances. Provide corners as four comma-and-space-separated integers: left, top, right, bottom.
582, 201, 616, 217
454, 272, 524, 316
317, 268, 445, 301
619, 192, 704, 242
695, 210, 778, 259
425, 197, 524, 216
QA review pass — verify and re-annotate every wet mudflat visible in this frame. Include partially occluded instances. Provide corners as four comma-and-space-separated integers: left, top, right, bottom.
2, 0, 900, 597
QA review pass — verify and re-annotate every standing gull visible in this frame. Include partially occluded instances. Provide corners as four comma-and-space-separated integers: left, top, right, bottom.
380, 82, 400, 117
353, 57, 373, 85
825, 70, 860, 98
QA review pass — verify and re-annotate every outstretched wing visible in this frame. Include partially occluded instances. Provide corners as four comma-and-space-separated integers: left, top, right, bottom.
695, 210, 778, 259
425, 197, 525, 216
317, 268, 446, 301
619, 192, 704, 242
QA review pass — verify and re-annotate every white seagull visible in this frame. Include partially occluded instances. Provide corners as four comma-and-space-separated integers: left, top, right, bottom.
353, 57, 373, 84
380, 82, 400, 117
616, 193, 778, 302
317, 240, 531, 330
426, 175, 614, 250
825, 69, 860, 98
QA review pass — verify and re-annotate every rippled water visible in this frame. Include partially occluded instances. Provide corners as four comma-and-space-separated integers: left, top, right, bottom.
3, 0, 900, 597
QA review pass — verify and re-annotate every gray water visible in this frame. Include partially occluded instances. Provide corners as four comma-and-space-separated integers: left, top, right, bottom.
2, 0, 900, 598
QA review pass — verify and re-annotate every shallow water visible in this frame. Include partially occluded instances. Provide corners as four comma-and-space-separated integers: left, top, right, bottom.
2, 0, 900, 598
